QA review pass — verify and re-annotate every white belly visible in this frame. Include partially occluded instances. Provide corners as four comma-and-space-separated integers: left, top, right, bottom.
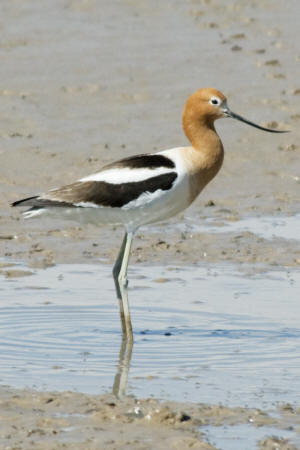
26, 172, 191, 232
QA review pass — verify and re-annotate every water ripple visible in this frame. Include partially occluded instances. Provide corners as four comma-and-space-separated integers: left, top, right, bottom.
0, 261, 300, 407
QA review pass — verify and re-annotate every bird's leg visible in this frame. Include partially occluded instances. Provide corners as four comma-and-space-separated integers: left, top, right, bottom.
112, 231, 134, 341
113, 233, 127, 336
113, 233, 127, 312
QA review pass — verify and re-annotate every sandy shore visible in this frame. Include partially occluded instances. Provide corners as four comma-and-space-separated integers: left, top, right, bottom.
1, 0, 299, 271
0, 0, 300, 448
0, 386, 299, 450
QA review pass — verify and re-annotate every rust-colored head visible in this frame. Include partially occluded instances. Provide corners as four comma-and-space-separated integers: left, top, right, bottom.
182, 88, 228, 128
182, 87, 288, 143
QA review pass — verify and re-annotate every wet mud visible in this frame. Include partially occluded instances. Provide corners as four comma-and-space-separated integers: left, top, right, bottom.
1, 0, 300, 448
1, 0, 299, 271
0, 387, 299, 450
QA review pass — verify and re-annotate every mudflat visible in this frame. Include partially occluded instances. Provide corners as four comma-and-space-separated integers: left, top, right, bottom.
0, 0, 299, 448
1, 387, 300, 450
1, 0, 299, 270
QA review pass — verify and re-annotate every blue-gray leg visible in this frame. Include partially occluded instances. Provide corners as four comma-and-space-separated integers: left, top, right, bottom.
113, 231, 135, 341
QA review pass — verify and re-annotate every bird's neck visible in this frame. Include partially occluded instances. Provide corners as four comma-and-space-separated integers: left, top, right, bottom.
181, 115, 224, 202
183, 112, 217, 147
182, 114, 224, 166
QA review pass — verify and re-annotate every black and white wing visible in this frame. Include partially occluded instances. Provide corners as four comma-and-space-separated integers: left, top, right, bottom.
12, 153, 178, 211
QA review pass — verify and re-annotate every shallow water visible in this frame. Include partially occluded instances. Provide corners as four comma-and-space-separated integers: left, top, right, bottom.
172, 213, 300, 241
1, 260, 300, 411
201, 423, 298, 450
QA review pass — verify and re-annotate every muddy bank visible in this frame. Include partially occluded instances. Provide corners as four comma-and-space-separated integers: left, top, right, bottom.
0, 386, 298, 450
0, 0, 299, 270
0, 1, 300, 449
1, 217, 300, 271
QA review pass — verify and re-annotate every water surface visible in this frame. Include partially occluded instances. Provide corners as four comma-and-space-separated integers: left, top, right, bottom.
173, 213, 300, 241
1, 260, 300, 410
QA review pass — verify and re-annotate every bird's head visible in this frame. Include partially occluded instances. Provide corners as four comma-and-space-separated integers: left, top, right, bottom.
182, 87, 288, 133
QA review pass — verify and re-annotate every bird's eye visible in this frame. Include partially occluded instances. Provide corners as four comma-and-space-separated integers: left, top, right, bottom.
209, 97, 221, 106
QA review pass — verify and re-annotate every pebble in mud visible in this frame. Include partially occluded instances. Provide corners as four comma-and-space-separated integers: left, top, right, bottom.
153, 277, 171, 283
231, 45, 242, 51
278, 144, 298, 151
264, 59, 281, 66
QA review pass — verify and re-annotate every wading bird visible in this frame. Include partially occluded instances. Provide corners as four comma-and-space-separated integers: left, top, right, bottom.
12, 88, 287, 341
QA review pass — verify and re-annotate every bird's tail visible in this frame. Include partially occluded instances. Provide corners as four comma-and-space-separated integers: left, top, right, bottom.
11, 196, 40, 208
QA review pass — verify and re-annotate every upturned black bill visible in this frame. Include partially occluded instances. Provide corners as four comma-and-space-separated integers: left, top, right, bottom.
225, 109, 288, 133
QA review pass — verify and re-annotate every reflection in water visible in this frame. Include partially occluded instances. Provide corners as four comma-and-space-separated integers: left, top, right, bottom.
112, 337, 133, 398
1, 261, 300, 408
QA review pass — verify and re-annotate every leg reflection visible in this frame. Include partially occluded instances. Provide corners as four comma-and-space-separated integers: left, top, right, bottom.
112, 337, 133, 398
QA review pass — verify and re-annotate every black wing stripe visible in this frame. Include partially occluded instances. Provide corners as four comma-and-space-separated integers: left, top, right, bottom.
86, 172, 178, 207
12, 172, 178, 209
102, 154, 175, 170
